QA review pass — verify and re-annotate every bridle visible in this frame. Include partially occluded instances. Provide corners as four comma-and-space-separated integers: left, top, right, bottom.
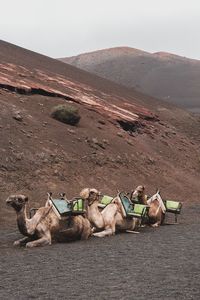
87, 193, 101, 206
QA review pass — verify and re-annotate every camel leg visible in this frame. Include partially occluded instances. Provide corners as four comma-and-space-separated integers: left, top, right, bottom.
26, 223, 38, 235
91, 227, 96, 233
151, 222, 160, 228
13, 236, 33, 247
81, 227, 91, 240
25, 230, 51, 248
26, 206, 52, 235
81, 219, 92, 240
26, 235, 51, 248
151, 215, 163, 228
93, 228, 113, 238
93, 217, 116, 238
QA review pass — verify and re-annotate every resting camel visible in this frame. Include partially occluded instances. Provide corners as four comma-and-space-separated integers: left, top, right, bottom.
80, 188, 137, 237
6, 194, 91, 248
131, 185, 166, 227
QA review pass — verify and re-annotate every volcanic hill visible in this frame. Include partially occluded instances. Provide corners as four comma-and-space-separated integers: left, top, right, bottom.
0, 40, 200, 226
60, 47, 200, 112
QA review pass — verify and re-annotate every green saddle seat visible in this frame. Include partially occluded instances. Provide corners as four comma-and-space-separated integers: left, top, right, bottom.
130, 204, 148, 218
119, 192, 148, 219
72, 198, 85, 213
98, 195, 113, 208
164, 200, 182, 214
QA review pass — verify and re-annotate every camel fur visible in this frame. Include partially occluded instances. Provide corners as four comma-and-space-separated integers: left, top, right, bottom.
131, 186, 166, 227
80, 188, 137, 237
6, 194, 91, 248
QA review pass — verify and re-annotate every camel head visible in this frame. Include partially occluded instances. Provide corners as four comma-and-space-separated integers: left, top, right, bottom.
6, 194, 28, 212
132, 185, 145, 199
79, 188, 101, 205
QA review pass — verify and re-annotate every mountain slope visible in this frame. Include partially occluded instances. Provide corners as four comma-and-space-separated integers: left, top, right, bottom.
60, 47, 200, 112
0, 40, 200, 227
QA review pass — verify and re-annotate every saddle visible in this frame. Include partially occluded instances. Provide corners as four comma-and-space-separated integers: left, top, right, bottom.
50, 197, 85, 219
163, 200, 182, 223
98, 195, 113, 209
118, 192, 149, 220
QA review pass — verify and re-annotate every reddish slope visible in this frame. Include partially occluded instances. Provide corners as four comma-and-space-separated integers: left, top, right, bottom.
0, 61, 155, 127
0, 41, 200, 227
60, 47, 200, 112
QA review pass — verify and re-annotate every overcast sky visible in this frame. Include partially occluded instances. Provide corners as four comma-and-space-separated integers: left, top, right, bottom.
1, 0, 200, 59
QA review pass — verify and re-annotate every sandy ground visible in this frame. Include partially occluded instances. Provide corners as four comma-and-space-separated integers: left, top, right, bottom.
0, 205, 199, 300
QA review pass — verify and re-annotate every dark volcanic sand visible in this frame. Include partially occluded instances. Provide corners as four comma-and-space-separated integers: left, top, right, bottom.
0, 205, 199, 300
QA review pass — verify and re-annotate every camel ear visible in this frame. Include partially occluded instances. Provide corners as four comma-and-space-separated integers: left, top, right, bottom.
143, 186, 145, 190
24, 196, 28, 202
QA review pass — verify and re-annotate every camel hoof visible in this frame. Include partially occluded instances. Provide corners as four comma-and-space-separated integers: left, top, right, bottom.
151, 223, 159, 228
13, 241, 20, 246
27, 230, 35, 235
25, 242, 35, 248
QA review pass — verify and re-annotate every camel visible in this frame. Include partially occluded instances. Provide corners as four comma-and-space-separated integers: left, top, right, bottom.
131, 186, 166, 227
6, 194, 92, 248
80, 188, 137, 237
130, 186, 148, 205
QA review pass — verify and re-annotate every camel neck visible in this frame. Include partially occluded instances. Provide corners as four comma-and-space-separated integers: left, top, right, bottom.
17, 206, 28, 236
87, 202, 104, 229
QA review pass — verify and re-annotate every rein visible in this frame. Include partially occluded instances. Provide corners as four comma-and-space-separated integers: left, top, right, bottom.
88, 199, 96, 206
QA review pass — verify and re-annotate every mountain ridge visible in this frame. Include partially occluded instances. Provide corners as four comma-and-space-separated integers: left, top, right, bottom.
60, 47, 200, 112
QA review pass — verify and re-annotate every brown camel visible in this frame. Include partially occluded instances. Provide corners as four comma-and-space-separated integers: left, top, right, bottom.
80, 188, 137, 237
131, 186, 166, 227
6, 194, 92, 248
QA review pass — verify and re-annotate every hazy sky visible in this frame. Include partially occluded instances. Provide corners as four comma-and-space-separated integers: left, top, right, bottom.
1, 0, 200, 59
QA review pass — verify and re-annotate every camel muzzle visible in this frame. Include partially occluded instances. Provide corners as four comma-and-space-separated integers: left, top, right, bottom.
6, 198, 12, 205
